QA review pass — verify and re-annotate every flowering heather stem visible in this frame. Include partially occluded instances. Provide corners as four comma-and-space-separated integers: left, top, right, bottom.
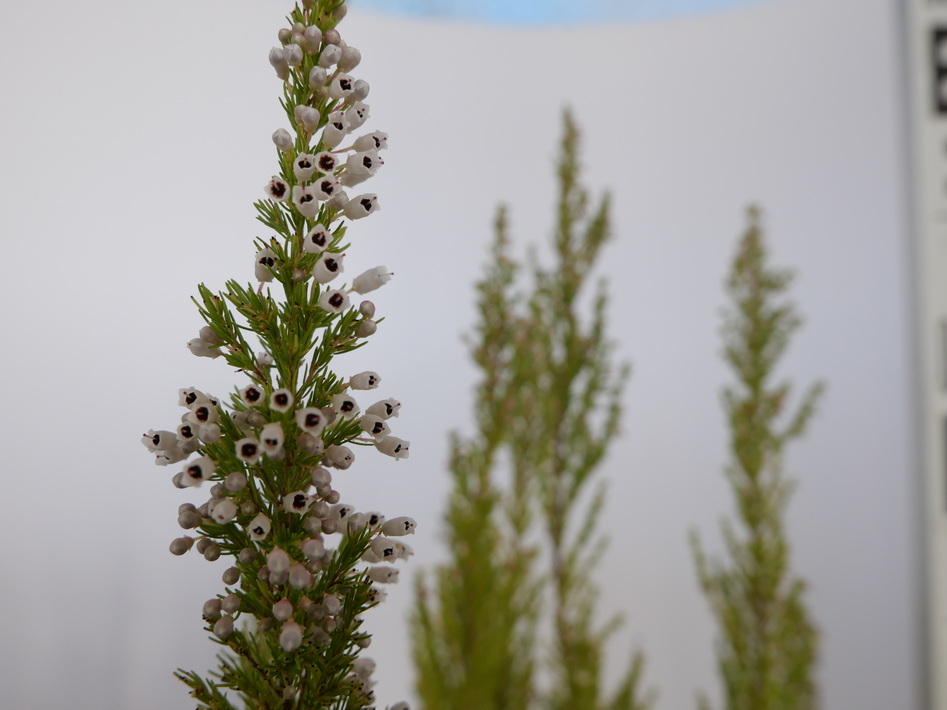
142, 2, 412, 707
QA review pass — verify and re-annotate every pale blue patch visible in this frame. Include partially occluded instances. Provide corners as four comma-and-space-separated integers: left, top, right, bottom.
349, 0, 783, 25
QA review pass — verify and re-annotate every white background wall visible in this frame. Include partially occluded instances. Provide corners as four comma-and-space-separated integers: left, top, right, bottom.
0, 0, 921, 708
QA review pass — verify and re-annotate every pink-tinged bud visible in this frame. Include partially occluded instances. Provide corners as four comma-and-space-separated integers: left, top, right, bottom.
280, 621, 303, 652
268, 547, 291, 573
268, 47, 289, 79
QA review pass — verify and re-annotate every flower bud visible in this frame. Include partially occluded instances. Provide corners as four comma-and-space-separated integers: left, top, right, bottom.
187, 338, 221, 359
169, 536, 194, 555
269, 47, 289, 79
352, 267, 391, 295
311, 466, 332, 486
221, 594, 241, 614
294, 105, 321, 132
353, 657, 376, 680
222, 567, 240, 585
272, 128, 294, 153
356, 319, 377, 338
202, 598, 222, 618
278, 28, 292, 44
280, 621, 303, 652
245, 514, 270, 542
324, 28, 342, 45
225, 471, 247, 492
321, 517, 338, 534
325, 489, 341, 505
349, 79, 370, 102
318, 44, 342, 68
375, 436, 410, 460
309, 65, 328, 90
268, 547, 291, 574
213, 615, 234, 639
203, 543, 221, 561
301, 538, 325, 559
199, 423, 222, 443
339, 46, 361, 72
288, 563, 312, 589
273, 598, 294, 621
178, 509, 202, 529
238, 547, 257, 564
283, 43, 304, 66
302, 25, 323, 52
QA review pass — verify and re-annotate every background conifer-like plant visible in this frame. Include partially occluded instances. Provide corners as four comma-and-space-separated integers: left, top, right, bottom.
691, 207, 823, 710
412, 110, 651, 710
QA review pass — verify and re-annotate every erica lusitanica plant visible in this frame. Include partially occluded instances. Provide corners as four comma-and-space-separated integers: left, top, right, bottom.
412, 111, 650, 710
691, 207, 823, 710
140, 2, 414, 707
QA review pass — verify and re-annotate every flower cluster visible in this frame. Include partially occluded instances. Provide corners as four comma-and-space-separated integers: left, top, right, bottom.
142, 2, 413, 707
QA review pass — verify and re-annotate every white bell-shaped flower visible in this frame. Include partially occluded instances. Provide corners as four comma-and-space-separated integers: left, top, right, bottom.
283, 490, 311, 515
353, 131, 388, 152
260, 421, 285, 456
283, 43, 304, 66
313, 253, 344, 284
142, 429, 177, 452
351, 266, 391, 294
158, 448, 188, 467
348, 148, 383, 175
343, 194, 379, 220
344, 103, 370, 130
272, 128, 294, 153
367, 566, 399, 584
312, 175, 340, 201
210, 498, 237, 524
324, 444, 354, 469
292, 185, 320, 218
178, 387, 208, 408
295, 407, 327, 435
366, 512, 386, 528
321, 111, 349, 149
331, 393, 359, 419
247, 513, 271, 541
235, 437, 261, 464
318, 288, 350, 314
366, 398, 401, 419
265, 176, 290, 202
353, 657, 376, 681
188, 400, 219, 426
198, 325, 221, 347
241, 384, 264, 406
349, 371, 380, 390
376, 436, 409, 460
381, 516, 417, 536
187, 338, 221, 359
294, 105, 321, 132
359, 414, 390, 440
255, 247, 277, 281
270, 388, 294, 413
293, 153, 317, 182
370, 536, 398, 561
315, 152, 338, 174
393, 541, 414, 561
268, 47, 289, 79
303, 224, 330, 253
272, 598, 293, 621
318, 44, 342, 68
182, 455, 215, 487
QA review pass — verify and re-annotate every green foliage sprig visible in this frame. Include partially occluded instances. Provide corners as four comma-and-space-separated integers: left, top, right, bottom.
412, 110, 650, 710
691, 207, 823, 710
141, 3, 412, 707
